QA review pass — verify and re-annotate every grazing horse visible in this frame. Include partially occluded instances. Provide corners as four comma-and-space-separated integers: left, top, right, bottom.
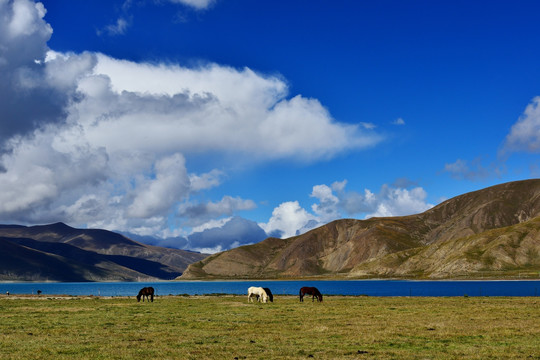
299, 286, 323, 302
247, 286, 268, 303
262, 287, 273, 302
137, 287, 155, 302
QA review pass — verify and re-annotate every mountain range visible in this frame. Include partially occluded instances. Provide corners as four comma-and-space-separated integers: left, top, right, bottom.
180, 179, 540, 279
0, 222, 206, 281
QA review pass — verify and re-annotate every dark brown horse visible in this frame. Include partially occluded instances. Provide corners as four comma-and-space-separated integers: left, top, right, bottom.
299, 286, 322, 302
262, 287, 273, 302
137, 287, 155, 302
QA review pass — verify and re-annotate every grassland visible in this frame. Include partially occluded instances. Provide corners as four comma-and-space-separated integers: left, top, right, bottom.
0, 295, 538, 359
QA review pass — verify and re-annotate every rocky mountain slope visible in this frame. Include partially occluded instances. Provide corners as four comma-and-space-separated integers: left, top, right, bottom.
0, 223, 206, 281
180, 179, 540, 279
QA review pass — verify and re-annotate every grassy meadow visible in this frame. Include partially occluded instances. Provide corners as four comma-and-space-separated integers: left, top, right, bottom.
0, 295, 538, 359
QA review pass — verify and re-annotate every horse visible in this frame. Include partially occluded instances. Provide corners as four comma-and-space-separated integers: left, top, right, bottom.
137, 287, 155, 302
262, 287, 273, 302
247, 286, 268, 303
299, 286, 323, 302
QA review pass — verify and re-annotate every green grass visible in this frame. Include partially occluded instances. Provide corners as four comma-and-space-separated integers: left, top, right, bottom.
0, 296, 539, 359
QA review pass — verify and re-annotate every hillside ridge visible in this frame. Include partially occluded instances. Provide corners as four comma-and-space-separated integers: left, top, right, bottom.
180, 179, 540, 279
0, 223, 207, 281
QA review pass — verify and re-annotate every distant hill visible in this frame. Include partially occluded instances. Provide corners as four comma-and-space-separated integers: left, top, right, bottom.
0, 223, 207, 281
180, 179, 540, 279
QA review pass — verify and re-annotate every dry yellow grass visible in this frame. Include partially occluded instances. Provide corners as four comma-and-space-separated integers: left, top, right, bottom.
0, 295, 538, 359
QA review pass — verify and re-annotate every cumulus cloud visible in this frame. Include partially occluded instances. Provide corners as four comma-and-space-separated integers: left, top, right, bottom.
0, 0, 385, 248
261, 180, 434, 238
334, 181, 433, 219
178, 196, 257, 227
189, 170, 225, 192
0, 0, 68, 143
363, 185, 432, 218
310, 184, 340, 222
501, 97, 540, 155
128, 153, 190, 218
259, 201, 317, 239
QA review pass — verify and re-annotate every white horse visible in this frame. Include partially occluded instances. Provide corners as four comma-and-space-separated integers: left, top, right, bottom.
247, 286, 268, 303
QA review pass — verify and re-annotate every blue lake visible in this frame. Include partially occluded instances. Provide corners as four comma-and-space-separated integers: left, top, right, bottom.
1, 280, 539, 297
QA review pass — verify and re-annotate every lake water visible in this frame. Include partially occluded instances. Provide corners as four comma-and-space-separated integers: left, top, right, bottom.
1, 280, 539, 297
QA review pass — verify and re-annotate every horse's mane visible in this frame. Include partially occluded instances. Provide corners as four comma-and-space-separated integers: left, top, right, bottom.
262, 287, 273, 302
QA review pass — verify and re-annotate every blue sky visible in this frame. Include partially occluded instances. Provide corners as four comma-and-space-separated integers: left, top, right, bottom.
1, 0, 539, 252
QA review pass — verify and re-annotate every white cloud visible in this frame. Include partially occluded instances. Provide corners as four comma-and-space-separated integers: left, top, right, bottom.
259, 201, 317, 238
364, 185, 432, 218
6, 0, 50, 39
442, 158, 504, 181
261, 181, 434, 239
168, 0, 216, 10
0, 0, 62, 142
187, 216, 267, 253
189, 169, 225, 192
392, 117, 405, 125
501, 97, 540, 155
318, 181, 433, 220
360, 122, 376, 130
89, 54, 382, 161
128, 153, 190, 218
310, 184, 340, 222
178, 196, 257, 227
191, 217, 232, 234
0, 0, 385, 246
97, 0, 213, 38
100, 17, 130, 36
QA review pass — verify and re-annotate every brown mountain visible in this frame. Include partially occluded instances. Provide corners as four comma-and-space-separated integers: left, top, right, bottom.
0, 223, 207, 281
180, 179, 540, 279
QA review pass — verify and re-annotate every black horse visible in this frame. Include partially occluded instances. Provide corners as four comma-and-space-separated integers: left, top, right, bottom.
262, 287, 273, 302
137, 287, 155, 302
299, 286, 323, 302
